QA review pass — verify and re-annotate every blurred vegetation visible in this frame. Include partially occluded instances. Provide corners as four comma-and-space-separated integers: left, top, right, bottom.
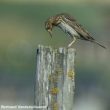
0, 1, 110, 109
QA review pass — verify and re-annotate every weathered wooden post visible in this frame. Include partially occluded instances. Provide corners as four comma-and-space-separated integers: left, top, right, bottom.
34, 45, 75, 110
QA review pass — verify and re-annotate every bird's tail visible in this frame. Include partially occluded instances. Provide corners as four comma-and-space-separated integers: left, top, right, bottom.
92, 40, 106, 49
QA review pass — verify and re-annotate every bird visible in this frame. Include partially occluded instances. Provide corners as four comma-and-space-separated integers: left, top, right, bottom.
45, 13, 106, 48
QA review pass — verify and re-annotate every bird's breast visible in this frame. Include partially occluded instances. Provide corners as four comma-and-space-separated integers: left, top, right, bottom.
58, 21, 79, 37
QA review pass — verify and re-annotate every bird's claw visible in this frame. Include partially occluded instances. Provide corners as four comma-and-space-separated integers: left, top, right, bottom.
68, 43, 72, 48
68, 37, 76, 48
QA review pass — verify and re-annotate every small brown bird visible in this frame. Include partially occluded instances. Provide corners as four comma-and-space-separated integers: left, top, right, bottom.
45, 13, 106, 48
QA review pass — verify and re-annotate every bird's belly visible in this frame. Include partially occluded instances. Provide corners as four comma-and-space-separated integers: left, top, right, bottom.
58, 22, 79, 37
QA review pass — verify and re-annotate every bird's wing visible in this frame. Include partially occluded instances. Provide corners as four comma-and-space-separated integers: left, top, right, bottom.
62, 14, 95, 41
55, 13, 76, 23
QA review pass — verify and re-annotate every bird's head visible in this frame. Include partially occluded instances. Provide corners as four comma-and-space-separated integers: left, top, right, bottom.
45, 17, 55, 38
45, 15, 63, 37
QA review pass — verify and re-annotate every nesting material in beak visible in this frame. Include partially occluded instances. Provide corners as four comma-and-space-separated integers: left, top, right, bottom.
48, 29, 52, 38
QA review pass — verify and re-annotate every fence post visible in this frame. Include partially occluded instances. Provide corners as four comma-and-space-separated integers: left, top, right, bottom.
34, 45, 75, 110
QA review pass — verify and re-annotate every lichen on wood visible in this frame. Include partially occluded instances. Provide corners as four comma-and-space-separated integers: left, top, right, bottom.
34, 45, 75, 110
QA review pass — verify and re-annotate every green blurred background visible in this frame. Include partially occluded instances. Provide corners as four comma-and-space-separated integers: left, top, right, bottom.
0, 0, 110, 110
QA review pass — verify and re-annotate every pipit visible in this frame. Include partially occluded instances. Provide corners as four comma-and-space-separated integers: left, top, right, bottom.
45, 13, 106, 48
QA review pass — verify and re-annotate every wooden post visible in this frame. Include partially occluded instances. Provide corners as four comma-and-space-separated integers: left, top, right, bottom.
34, 45, 75, 110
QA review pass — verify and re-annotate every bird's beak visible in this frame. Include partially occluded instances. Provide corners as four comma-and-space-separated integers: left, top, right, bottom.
47, 29, 52, 38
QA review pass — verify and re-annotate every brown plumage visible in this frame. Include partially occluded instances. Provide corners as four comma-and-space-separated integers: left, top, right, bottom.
45, 13, 106, 48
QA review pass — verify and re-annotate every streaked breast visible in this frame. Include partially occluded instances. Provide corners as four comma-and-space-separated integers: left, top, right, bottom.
58, 21, 79, 37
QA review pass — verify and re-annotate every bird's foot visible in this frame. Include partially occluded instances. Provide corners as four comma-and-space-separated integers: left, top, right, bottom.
68, 44, 72, 48
68, 37, 76, 48
68, 42, 74, 48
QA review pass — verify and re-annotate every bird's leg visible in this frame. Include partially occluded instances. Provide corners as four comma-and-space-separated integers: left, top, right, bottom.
68, 37, 76, 47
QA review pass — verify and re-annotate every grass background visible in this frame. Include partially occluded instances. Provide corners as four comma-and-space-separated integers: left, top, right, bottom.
0, 1, 110, 110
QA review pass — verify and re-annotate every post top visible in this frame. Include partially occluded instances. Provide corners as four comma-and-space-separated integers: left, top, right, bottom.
37, 45, 76, 53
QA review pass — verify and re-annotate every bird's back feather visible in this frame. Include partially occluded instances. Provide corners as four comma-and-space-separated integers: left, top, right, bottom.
58, 13, 95, 41
54, 13, 106, 49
